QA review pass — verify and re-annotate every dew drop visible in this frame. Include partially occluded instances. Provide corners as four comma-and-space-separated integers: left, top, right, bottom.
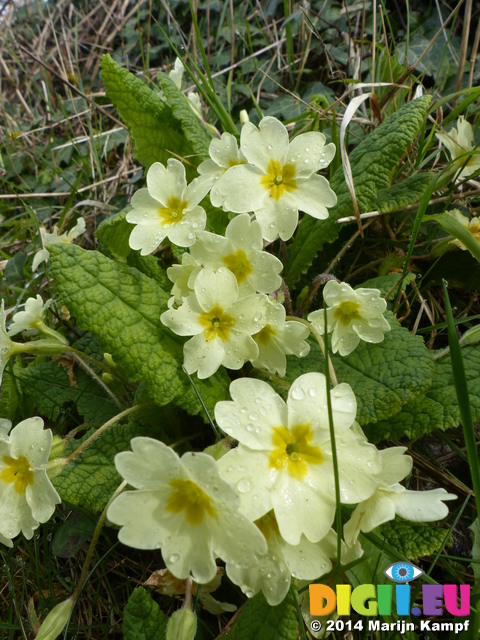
169, 554, 180, 563
291, 386, 306, 400
308, 388, 318, 397
237, 478, 252, 493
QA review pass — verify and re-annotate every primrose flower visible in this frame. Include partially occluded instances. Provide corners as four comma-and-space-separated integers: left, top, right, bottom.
0, 417, 61, 541
198, 133, 247, 205
308, 280, 391, 357
251, 297, 310, 376
343, 447, 457, 546
216, 373, 383, 544
8, 295, 52, 337
126, 159, 212, 254
446, 209, 480, 252
161, 267, 267, 379
212, 116, 337, 241
107, 437, 267, 584
167, 252, 202, 305
190, 214, 283, 296
32, 217, 86, 271
226, 511, 335, 606
436, 116, 480, 180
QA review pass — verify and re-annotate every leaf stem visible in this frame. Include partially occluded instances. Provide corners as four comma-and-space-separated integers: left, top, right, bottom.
286, 316, 338, 386
66, 403, 153, 464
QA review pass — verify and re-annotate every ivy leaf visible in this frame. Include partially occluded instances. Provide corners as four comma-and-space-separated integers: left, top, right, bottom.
227, 588, 299, 640
282, 312, 434, 425
285, 95, 432, 288
48, 244, 228, 416
157, 72, 212, 159
379, 518, 448, 560
101, 54, 192, 170
365, 345, 480, 441
123, 587, 168, 640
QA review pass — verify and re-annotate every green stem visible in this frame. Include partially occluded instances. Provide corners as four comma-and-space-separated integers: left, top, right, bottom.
443, 280, 480, 519
12, 339, 66, 357
322, 305, 342, 581
36, 321, 69, 345
66, 403, 153, 464
286, 316, 338, 386
71, 480, 127, 602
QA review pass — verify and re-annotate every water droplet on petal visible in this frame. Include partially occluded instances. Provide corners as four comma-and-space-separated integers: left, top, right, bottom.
169, 554, 180, 563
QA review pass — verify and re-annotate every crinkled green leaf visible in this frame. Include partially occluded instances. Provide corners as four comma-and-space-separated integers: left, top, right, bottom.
101, 54, 191, 169
365, 345, 480, 441
227, 588, 299, 640
374, 172, 434, 213
282, 312, 434, 425
359, 273, 416, 298
0, 370, 19, 421
95, 210, 170, 290
379, 518, 448, 560
48, 244, 228, 416
157, 72, 212, 159
285, 95, 432, 287
123, 587, 168, 640
15, 360, 118, 424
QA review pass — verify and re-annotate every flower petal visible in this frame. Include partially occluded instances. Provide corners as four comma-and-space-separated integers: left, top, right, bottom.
115, 437, 183, 490
162, 527, 217, 584
286, 132, 336, 178
27, 470, 61, 522
128, 222, 166, 255
183, 332, 226, 379
255, 195, 298, 242
147, 159, 186, 205
217, 446, 275, 520
9, 417, 51, 467
194, 267, 239, 312
241, 117, 290, 170
215, 165, 266, 213
391, 488, 457, 522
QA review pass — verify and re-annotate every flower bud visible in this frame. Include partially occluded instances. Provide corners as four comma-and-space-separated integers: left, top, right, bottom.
462, 325, 480, 345
35, 598, 73, 640
203, 436, 233, 461
239, 109, 250, 124
165, 607, 197, 640
49, 436, 66, 459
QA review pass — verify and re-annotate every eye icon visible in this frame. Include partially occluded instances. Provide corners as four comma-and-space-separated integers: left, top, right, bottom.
384, 562, 424, 583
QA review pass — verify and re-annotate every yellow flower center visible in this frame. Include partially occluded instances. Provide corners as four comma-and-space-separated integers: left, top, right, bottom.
199, 304, 235, 341
166, 478, 217, 525
1, 456, 34, 494
222, 249, 253, 284
260, 160, 297, 200
158, 196, 187, 226
253, 324, 276, 347
255, 510, 280, 540
269, 424, 323, 480
333, 301, 362, 326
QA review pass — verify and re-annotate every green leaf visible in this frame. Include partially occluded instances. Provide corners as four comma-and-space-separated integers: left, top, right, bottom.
285, 95, 432, 287
227, 589, 299, 640
428, 212, 480, 263
0, 371, 19, 421
469, 519, 480, 592
282, 312, 435, 425
157, 72, 212, 159
15, 360, 119, 424
51, 512, 97, 558
374, 172, 434, 213
365, 346, 480, 441
379, 518, 448, 560
52, 418, 165, 512
123, 587, 168, 640
359, 273, 416, 298
95, 210, 171, 290
4, 251, 26, 284
101, 54, 192, 170
48, 244, 228, 416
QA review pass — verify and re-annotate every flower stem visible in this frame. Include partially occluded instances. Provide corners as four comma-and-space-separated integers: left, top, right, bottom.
66, 403, 153, 464
71, 480, 127, 602
286, 316, 338, 386
36, 321, 69, 345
